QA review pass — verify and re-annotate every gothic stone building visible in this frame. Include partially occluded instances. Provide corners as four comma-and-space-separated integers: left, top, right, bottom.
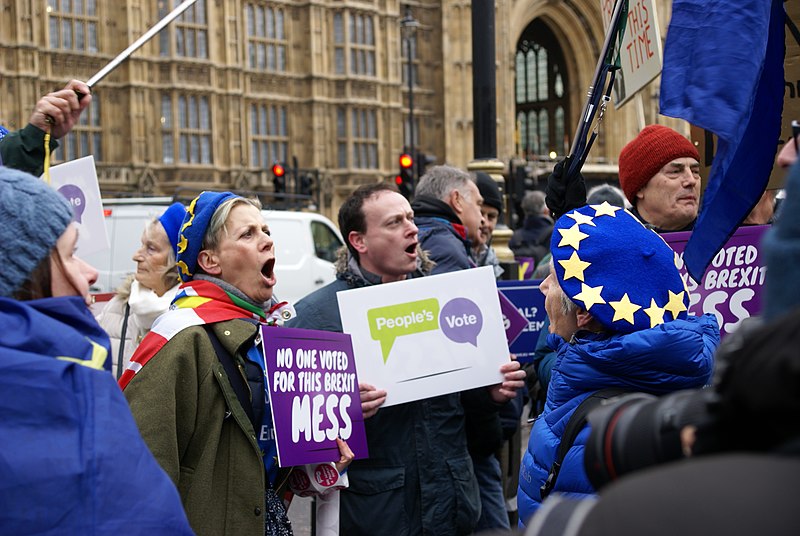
1, 0, 686, 220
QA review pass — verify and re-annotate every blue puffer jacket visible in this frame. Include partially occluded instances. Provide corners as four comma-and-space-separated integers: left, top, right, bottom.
0, 296, 193, 534
518, 314, 719, 527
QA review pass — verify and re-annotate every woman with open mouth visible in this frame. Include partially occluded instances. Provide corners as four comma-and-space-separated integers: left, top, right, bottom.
119, 191, 352, 536
97, 202, 186, 379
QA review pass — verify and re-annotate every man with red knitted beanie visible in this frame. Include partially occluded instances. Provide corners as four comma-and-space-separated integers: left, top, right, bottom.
618, 125, 701, 232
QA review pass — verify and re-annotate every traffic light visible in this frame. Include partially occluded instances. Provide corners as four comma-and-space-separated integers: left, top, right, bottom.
299, 172, 314, 197
417, 152, 436, 178
397, 153, 414, 199
272, 162, 286, 194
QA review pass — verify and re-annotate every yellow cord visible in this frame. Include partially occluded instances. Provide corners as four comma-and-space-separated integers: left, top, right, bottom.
43, 126, 51, 184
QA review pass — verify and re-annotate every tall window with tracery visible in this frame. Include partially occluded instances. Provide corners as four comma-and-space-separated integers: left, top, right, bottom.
515, 19, 569, 159
332, 12, 376, 76
246, 4, 287, 71
250, 103, 288, 168
161, 94, 213, 165
159, 0, 208, 59
336, 108, 348, 168
47, 0, 98, 52
57, 97, 102, 162
351, 108, 378, 169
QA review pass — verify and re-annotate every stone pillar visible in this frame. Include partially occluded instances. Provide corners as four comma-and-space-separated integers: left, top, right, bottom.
469, 1, 514, 270
468, 159, 515, 266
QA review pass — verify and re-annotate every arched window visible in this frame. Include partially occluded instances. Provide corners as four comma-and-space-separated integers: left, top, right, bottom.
515, 19, 569, 160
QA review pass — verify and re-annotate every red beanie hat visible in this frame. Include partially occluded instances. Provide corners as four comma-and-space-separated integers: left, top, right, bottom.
618, 125, 700, 204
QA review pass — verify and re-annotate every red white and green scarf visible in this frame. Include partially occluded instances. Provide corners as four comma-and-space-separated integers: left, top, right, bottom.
119, 279, 293, 390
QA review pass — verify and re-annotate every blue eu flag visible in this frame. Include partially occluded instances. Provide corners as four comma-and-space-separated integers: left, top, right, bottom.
660, 0, 785, 281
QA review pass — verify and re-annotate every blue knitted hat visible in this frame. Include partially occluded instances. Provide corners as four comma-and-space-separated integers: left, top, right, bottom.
551, 202, 688, 333
176, 191, 239, 281
158, 202, 187, 256
0, 167, 74, 297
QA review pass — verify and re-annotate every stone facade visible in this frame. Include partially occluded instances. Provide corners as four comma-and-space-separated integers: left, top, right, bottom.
0, 0, 688, 221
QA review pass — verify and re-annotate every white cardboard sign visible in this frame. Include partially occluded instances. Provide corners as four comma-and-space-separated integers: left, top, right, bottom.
44, 155, 109, 256
600, 0, 663, 106
337, 266, 509, 407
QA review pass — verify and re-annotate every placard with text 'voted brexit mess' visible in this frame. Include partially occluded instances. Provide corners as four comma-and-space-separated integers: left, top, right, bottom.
338, 266, 510, 407
663, 225, 768, 338
262, 327, 368, 467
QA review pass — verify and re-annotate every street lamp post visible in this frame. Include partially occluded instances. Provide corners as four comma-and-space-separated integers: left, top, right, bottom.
400, 7, 420, 181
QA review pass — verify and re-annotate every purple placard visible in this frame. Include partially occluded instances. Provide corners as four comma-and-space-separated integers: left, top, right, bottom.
262, 326, 368, 467
498, 290, 528, 346
663, 225, 769, 337
497, 280, 547, 363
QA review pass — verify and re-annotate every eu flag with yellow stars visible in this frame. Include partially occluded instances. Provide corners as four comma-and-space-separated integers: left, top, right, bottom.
660, 0, 785, 281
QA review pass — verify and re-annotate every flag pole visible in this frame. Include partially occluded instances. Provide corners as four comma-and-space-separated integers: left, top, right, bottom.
564, 0, 628, 178
84, 0, 199, 92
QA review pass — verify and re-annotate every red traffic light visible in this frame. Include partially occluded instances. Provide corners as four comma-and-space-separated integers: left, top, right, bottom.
399, 153, 413, 169
272, 163, 286, 177
395, 175, 404, 185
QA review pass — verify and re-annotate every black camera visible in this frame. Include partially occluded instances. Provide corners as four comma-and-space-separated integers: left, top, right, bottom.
583, 387, 721, 490
580, 317, 770, 490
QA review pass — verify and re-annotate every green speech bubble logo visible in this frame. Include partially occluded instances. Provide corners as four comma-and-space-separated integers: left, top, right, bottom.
367, 298, 440, 362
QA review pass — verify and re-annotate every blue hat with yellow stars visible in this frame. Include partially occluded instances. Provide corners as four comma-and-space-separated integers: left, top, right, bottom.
551, 202, 689, 333
176, 191, 240, 282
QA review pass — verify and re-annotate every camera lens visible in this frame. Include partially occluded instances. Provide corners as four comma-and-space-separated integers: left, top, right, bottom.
584, 390, 708, 489
584, 393, 657, 488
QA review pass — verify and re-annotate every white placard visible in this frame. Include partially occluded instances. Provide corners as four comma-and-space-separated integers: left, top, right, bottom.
337, 266, 509, 407
44, 155, 109, 256
600, 0, 663, 106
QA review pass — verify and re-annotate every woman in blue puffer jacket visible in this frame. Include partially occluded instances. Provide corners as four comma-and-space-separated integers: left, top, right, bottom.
517, 204, 720, 527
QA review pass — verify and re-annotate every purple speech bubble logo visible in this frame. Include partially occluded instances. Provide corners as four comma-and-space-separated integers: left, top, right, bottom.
57, 184, 86, 223
439, 297, 483, 347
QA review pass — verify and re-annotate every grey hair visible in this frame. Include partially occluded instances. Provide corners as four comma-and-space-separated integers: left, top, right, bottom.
415, 165, 475, 201
559, 291, 577, 316
521, 190, 546, 216
587, 183, 629, 209
203, 197, 262, 251
147, 217, 181, 289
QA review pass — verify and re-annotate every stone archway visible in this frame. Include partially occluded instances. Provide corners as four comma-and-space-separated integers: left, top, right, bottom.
507, 1, 605, 153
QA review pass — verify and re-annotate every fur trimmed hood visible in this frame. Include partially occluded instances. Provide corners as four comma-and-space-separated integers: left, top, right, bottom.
333, 245, 434, 279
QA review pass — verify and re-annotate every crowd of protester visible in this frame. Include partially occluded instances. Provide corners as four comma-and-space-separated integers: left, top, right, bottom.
1, 76, 798, 536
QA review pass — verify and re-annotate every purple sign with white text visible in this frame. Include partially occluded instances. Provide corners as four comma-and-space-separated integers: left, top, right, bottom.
497, 280, 547, 363
664, 225, 769, 338
262, 326, 368, 467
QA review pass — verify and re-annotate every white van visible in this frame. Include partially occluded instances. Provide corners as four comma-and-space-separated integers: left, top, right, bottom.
84, 198, 343, 305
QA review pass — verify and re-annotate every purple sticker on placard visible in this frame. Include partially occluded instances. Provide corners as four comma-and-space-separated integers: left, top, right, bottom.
57, 184, 86, 223
439, 297, 483, 346
663, 225, 768, 338
262, 326, 368, 467
498, 280, 547, 363
498, 290, 528, 346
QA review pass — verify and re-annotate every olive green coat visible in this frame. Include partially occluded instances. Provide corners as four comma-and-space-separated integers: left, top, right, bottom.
124, 319, 281, 536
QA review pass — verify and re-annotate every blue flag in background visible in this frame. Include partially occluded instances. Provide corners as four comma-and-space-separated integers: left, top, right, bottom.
660, 0, 785, 281
0, 125, 7, 167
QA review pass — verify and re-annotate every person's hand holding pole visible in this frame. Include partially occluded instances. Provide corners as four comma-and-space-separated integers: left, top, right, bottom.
30, 80, 92, 139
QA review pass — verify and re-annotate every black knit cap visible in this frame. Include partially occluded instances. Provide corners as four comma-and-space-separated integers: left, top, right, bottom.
474, 172, 503, 215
